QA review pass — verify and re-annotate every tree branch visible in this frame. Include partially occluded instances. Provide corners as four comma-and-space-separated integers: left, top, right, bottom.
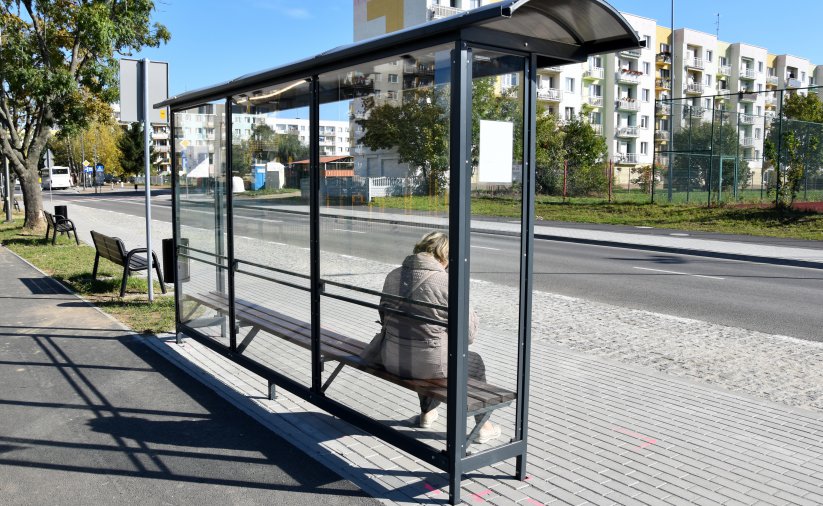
21, 1, 51, 68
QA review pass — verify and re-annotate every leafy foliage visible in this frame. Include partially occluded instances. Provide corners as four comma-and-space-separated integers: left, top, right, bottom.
51, 118, 123, 179
117, 122, 161, 177
0, 1, 169, 228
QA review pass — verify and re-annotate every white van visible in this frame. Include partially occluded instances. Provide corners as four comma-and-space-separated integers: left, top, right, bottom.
41, 166, 72, 190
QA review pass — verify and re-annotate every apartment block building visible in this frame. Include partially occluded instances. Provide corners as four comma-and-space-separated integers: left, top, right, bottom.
355, 0, 822, 186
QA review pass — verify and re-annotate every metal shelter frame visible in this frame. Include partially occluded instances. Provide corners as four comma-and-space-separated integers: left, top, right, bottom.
158, 1, 640, 503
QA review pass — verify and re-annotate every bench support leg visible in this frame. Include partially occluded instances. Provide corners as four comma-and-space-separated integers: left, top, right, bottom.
120, 266, 130, 297
268, 381, 277, 400
92, 253, 100, 279
320, 362, 345, 393
236, 327, 260, 354
465, 410, 493, 447
176, 332, 185, 345
516, 454, 527, 480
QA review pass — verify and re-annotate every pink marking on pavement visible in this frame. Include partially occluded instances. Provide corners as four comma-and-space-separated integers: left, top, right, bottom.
423, 482, 441, 495
526, 498, 544, 506
614, 427, 658, 450
470, 489, 492, 503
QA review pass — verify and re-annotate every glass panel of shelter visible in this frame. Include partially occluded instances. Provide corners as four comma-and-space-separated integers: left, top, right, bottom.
229, 79, 314, 388
174, 102, 231, 344
467, 48, 526, 450
316, 44, 455, 451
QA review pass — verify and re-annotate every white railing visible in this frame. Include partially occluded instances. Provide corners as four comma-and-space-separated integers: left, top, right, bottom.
767, 75, 779, 86
617, 98, 640, 111
656, 79, 671, 90
590, 123, 603, 135
787, 78, 803, 88
655, 103, 671, 115
742, 137, 757, 147
584, 67, 604, 79
537, 88, 562, 101
430, 4, 464, 19
686, 106, 706, 118
739, 114, 756, 124
656, 53, 672, 64
718, 65, 731, 76
587, 96, 603, 107
655, 131, 670, 141
616, 70, 641, 84
741, 68, 756, 79
617, 126, 639, 137
621, 49, 642, 59
687, 58, 704, 69
617, 153, 639, 164
716, 88, 731, 96
686, 83, 704, 94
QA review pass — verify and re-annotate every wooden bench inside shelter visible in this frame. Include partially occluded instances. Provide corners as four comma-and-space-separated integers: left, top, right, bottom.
43, 210, 79, 245
90, 230, 166, 297
185, 291, 516, 445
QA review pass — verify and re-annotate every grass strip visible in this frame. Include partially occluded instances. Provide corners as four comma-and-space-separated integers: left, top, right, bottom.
0, 219, 174, 334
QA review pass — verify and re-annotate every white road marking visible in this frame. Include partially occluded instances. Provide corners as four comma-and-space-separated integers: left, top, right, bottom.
635, 226, 654, 229
670, 233, 690, 237
473, 246, 500, 251
333, 228, 366, 234
633, 266, 725, 280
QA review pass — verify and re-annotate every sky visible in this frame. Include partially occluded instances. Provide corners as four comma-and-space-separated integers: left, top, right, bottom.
130, 0, 823, 99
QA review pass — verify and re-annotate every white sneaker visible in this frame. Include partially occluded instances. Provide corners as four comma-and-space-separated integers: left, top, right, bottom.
475, 423, 501, 444
419, 409, 439, 428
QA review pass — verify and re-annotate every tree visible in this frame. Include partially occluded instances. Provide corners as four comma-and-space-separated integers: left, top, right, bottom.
669, 114, 751, 193
534, 110, 564, 194
357, 87, 450, 193
0, 1, 169, 229
117, 122, 161, 177
51, 119, 123, 182
562, 116, 608, 196
764, 92, 823, 207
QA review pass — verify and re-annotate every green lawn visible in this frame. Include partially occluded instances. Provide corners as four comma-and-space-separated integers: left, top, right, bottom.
0, 219, 174, 334
370, 195, 823, 241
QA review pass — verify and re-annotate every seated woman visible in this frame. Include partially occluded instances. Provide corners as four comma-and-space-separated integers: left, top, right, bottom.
369, 231, 500, 443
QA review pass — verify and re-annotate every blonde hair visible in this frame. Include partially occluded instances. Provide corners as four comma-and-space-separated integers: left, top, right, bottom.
413, 231, 449, 264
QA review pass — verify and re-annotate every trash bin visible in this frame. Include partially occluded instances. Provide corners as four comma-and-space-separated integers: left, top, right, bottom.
54, 205, 68, 219
163, 237, 189, 283
251, 165, 266, 191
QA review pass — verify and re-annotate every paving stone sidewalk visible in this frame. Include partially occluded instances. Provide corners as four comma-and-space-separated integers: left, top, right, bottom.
50, 198, 823, 505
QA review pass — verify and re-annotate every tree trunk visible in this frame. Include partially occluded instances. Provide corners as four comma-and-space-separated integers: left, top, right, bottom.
18, 163, 45, 232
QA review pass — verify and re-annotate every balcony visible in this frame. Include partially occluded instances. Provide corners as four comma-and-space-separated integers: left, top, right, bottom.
685, 83, 704, 94
655, 131, 670, 141
537, 88, 562, 102
155, 144, 171, 153
616, 69, 642, 84
765, 96, 776, 107
655, 78, 671, 90
617, 98, 640, 111
590, 123, 603, 135
586, 95, 603, 107
716, 88, 731, 97
430, 4, 463, 20
738, 91, 756, 102
685, 106, 706, 118
686, 57, 704, 70
656, 52, 672, 65
542, 66, 562, 73
620, 49, 642, 59
655, 103, 671, 116
740, 68, 756, 80
617, 126, 639, 138
583, 67, 604, 80
742, 137, 758, 147
767, 75, 779, 86
718, 65, 731, 76
739, 114, 756, 125
765, 111, 778, 122
787, 78, 802, 88
616, 153, 640, 164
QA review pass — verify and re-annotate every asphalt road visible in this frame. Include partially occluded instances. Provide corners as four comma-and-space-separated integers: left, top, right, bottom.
57, 191, 823, 342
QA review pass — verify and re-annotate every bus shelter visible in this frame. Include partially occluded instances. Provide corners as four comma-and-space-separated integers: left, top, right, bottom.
158, 1, 640, 502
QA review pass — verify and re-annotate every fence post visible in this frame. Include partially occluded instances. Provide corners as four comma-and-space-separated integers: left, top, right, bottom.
608, 160, 613, 203
563, 160, 568, 202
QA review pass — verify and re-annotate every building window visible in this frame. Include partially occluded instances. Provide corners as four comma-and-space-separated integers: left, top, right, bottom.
704, 74, 712, 86
564, 107, 575, 120
641, 88, 650, 102
640, 115, 649, 129
643, 61, 651, 75
704, 98, 712, 109
643, 35, 652, 48
802, 71, 807, 82
388, 74, 398, 83
641, 142, 649, 155
756, 105, 762, 115
660, 43, 670, 53
719, 56, 727, 66
565, 77, 575, 93
755, 128, 761, 139
758, 61, 764, 73
706, 50, 713, 62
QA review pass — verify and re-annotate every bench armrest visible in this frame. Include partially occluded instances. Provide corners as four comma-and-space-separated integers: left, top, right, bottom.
54, 215, 74, 226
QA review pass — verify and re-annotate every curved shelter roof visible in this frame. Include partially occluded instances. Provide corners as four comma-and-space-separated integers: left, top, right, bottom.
157, 0, 641, 110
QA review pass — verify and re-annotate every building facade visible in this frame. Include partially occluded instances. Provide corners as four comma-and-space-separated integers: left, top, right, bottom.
354, 0, 823, 187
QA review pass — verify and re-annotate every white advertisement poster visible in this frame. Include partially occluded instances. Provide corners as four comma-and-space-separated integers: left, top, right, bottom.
478, 119, 514, 183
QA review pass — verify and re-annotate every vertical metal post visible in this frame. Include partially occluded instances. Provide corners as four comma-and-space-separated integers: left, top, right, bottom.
515, 53, 536, 482
143, 58, 154, 301
652, 97, 658, 204
687, 106, 693, 203
226, 99, 237, 352
775, 88, 784, 206
309, 76, 322, 394
562, 160, 568, 201
213, 104, 226, 340
170, 111, 181, 334
668, 4, 675, 203
447, 41, 471, 506
735, 111, 741, 201
717, 109, 724, 202
707, 104, 716, 207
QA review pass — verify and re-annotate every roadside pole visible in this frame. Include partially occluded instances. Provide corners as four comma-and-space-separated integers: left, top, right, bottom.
3, 156, 11, 222
143, 58, 154, 301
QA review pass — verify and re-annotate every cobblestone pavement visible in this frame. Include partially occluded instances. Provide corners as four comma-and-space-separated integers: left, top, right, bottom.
54, 197, 823, 505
